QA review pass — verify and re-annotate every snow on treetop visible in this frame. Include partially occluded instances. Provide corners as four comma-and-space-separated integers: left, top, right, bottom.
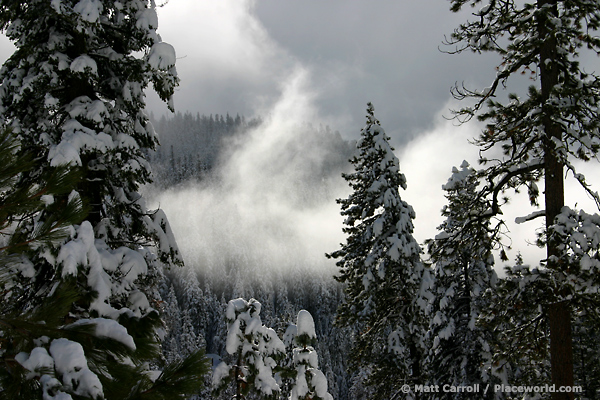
284, 323, 298, 347
442, 160, 473, 191
296, 310, 316, 339
226, 297, 256, 320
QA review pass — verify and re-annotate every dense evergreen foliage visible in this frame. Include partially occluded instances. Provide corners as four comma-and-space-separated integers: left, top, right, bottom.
147, 111, 352, 190
424, 161, 497, 399
148, 112, 262, 187
0, 1, 208, 398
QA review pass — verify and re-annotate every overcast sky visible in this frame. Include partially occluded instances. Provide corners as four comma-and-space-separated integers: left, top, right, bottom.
142, 0, 499, 141
1, 1, 598, 268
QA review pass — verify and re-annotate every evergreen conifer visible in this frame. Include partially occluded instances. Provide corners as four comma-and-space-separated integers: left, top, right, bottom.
425, 161, 497, 399
328, 103, 430, 399
0, 1, 207, 398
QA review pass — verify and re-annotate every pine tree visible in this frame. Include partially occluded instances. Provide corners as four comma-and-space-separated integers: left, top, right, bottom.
0, 1, 208, 398
0, 0, 181, 263
0, 128, 86, 399
161, 284, 183, 363
212, 298, 286, 399
480, 256, 553, 392
424, 161, 497, 399
327, 103, 429, 399
179, 309, 202, 358
572, 311, 600, 398
446, 1, 600, 396
181, 267, 208, 349
288, 310, 334, 400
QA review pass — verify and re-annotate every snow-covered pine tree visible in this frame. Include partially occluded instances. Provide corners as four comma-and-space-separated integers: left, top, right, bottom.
446, 1, 600, 395
483, 208, 600, 394
0, 1, 208, 398
0, 128, 207, 400
288, 310, 333, 400
327, 103, 429, 399
212, 298, 286, 399
0, 128, 83, 398
424, 161, 497, 399
179, 309, 202, 359
181, 268, 208, 347
480, 256, 553, 393
0, 0, 181, 262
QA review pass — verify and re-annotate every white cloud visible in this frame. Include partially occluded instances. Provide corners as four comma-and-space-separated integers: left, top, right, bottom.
158, 0, 289, 78
149, 0, 298, 116
399, 107, 482, 250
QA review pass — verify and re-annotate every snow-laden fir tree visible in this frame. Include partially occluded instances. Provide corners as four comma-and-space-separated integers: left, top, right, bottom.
327, 103, 430, 399
212, 298, 286, 399
424, 161, 497, 399
446, 0, 600, 395
0, 1, 208, 398
288, 310, 333, 400
161, 284, 183, 363
0, 0, 181, 264
181, 267, 208, 349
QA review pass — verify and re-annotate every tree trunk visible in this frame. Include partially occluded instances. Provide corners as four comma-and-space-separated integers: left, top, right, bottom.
538, 0, 574, 398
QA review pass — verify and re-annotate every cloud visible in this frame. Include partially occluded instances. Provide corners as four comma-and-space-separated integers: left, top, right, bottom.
148, 0, 297, 118
0, 34, 15, 62
152, 87, 600, 278
399, 108, 482, 246
252, 0, 502, 141
398, 108, 547, 268
149, 1, 498, 140
400, 103, 600, 270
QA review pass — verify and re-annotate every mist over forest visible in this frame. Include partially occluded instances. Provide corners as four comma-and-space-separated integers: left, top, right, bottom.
142, 104, 366, 399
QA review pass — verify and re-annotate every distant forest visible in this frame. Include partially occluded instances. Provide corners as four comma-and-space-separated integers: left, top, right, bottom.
148, 112, 353, 188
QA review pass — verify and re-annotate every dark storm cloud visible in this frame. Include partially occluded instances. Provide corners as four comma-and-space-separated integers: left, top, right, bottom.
250, 0, 502, 141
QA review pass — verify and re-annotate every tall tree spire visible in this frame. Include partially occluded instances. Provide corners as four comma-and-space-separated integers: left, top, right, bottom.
328, 103, 429, 399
